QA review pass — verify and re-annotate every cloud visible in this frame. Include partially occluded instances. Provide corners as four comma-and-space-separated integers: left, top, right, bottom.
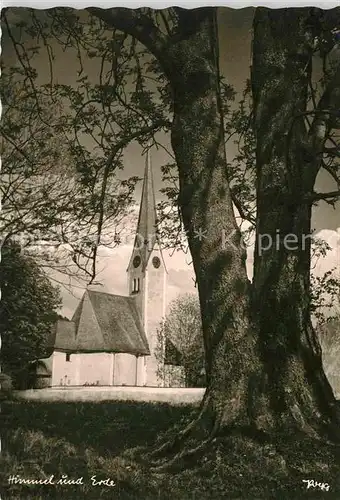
58, 242, 197, 317
58, 219, 339, 319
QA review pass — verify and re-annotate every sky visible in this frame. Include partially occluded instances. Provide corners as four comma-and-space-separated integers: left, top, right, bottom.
3, 7, 340, 317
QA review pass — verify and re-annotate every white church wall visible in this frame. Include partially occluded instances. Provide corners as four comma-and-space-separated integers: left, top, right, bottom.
49, 148, 177, 390
145, 355, 161, 387
143, 253, 167, 387
113, 353, 137, 386
51, 351, 79, 387
78, 353, 113, 386
137, 356, 149, 387
136, 356, 146, 386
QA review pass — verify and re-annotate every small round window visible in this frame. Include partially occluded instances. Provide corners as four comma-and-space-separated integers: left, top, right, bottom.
152, 256, 161, 269
133, 255, 141, 268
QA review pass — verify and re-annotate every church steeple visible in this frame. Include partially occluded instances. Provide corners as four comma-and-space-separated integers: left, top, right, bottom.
128, 146, 163, 271
127, 145, 167, 387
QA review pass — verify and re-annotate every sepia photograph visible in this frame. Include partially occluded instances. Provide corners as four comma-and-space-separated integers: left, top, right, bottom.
1, 3, 340, 499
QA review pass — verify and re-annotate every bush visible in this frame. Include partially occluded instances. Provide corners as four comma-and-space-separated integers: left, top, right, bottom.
0, 373, 13, 399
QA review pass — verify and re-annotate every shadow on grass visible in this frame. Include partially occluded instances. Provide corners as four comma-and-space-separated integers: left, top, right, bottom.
2, 401, 340, 499
2, 401, 196, 456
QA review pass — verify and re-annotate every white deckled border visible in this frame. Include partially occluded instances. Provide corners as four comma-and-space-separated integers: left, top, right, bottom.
1, 1, 340, 8
0, 2, 338, 499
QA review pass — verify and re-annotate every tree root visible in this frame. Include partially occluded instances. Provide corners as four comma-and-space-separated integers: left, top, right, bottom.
147, 388, 252, 470
148, 391, 212, 461
150, 416, 221, 472
141, 379, 340, 474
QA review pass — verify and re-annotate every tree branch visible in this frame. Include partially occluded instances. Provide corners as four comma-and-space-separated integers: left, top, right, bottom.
321, 160, 340, 187
311, 190, 340, 201
87, 118, 170, 284
311, 62, 340, 138
324, 146, 340, 158
87, 8, 167, 60
230, 192, 256, 226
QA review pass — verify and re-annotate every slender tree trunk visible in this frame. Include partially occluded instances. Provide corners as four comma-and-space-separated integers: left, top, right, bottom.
251, 8, 339, 436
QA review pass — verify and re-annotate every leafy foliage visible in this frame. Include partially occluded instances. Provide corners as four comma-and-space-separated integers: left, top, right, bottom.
156, 294, 205, 388
0, 240, 61, 388
311, 269, 340, 324
310, 236, 340, 325
1, 9, 171, 283
2, 7, 339, 363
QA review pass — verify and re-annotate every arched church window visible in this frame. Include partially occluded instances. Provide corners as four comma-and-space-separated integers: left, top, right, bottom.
132, 278, 140, 294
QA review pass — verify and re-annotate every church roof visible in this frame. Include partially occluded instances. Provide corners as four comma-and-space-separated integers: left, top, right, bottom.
50, 290, 150, 356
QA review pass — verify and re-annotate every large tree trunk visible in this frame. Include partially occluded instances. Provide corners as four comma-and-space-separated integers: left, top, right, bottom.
162, 10, 258, 429
91, 8, 340, 460
90, 8, 260, 450
251, 8, 339, 437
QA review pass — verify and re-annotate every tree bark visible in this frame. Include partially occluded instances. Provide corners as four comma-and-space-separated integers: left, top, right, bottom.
251, 8, 339, 436
90, 7, 340, 454
162, 10, 260, 429
92, 8, 258, 433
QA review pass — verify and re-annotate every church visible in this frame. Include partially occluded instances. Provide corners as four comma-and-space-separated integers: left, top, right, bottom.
35, 149, 184, 388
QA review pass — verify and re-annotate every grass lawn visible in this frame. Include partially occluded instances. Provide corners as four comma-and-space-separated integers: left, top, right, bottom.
1, 400, 340, 499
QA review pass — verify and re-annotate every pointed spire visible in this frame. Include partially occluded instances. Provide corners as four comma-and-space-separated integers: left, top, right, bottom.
133, 145, 158, 268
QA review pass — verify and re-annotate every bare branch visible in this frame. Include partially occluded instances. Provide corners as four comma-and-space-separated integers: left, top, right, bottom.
87, 8, 167, 60
324, 146, 340, 158
311, 189, 340, 201
230, 192, 256, 226
159, 11, 172, 36
310, 62, 340, 146
321, 160, 340, 186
